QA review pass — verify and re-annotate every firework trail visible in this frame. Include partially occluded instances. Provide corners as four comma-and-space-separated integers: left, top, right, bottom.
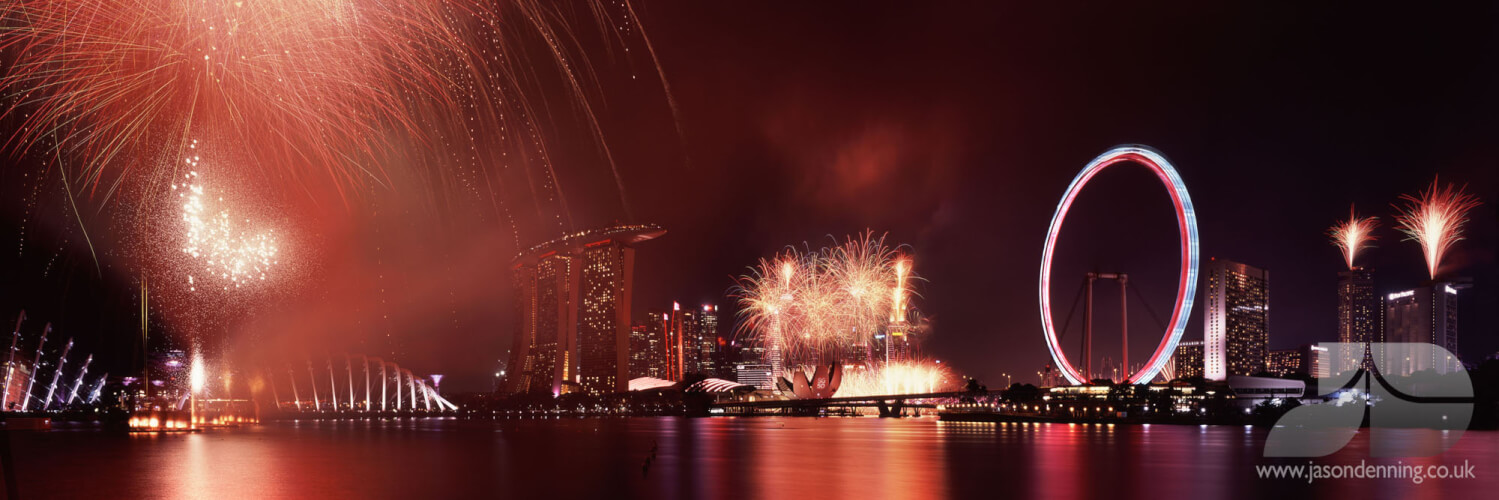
1, 0, 678, 230
734, 232, 918, 367
3, 1, 682, 373
1, 0, 484, 199
1393, 178, 1482, 280
1328, 204, 1378, 270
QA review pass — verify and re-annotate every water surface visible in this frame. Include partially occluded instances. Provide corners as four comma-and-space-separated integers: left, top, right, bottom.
7, 418, 1496, 499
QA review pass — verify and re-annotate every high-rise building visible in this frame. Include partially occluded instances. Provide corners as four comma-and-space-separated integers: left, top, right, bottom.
628, 323, 652, 379
650, 310, 671, 378
697, 304, 720, 376
576, 240, 637, 395
1203, 259, 1269, 381
669, 302, 701, 378
664, 305, 681, 380
884, 326, 913, 363
736, 340, 765, 367
629, 313, 670, 379
1336, 268, 1381, 374
509, 253, 576, 395
1384, 283, 1465, 376
504, 224, 663, 395
1305, 344, 1330, 379
1171, 340, 1204, 379
664, 302, 724, 377
1267, 344, 1331, 379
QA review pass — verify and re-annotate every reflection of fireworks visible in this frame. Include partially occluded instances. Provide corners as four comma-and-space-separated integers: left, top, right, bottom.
1393, 179, 1482, 279
1328, 204, 1378, 270
173, 160, 279, 292
838, 361, 955, 398
734, 232, 916, 365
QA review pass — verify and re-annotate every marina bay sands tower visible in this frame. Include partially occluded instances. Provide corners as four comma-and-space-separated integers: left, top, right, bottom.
505, 225, 664, 396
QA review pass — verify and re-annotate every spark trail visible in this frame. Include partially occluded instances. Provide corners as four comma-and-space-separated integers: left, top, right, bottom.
1393, 179, 1481, 280
1329, 205, 1379, 270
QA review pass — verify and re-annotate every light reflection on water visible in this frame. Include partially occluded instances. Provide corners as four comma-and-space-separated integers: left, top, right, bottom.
7, 418, 1498, 499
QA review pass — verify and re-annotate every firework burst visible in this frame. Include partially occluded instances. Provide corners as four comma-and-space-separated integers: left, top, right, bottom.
1328, 204, 1379, 270
174, 162, 280, 292
1393, 178, 1482, 280
0, 0, 490, 198
1, 0, 667, 225
733, 232, 918, 368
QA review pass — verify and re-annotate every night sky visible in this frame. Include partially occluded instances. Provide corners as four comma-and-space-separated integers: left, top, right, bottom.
3, 3, 1497, 391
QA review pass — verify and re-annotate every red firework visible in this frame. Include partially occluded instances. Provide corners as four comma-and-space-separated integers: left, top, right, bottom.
1, 0, 488, 201
1393, 178, 1482, 279
1328, 204, 1378, 270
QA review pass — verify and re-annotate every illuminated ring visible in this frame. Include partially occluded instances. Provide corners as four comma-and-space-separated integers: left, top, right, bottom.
1039, 146, 1199, 385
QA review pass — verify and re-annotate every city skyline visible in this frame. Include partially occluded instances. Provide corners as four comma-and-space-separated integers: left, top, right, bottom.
1, 3, 1499, 498
1, 3, 1497, 392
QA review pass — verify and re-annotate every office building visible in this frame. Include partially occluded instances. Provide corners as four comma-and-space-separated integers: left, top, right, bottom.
1336, 268, 1381, 374
1172, 340, 1204, 379
668, 302, 699, 379
1384, 283, 1465, 376
1203, 259, 1269, 381
1304, 344, 1330, 379
697, 305, 720, 377
629, 312, 670, 380
1267, 349, 1301, 377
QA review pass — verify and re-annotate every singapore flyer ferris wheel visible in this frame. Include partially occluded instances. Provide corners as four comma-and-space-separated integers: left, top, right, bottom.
1038, 146, 1200, 385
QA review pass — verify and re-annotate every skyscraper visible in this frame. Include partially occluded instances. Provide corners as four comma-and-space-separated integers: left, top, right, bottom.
669, 302, 701, 378
628, 323, 649, 379
1336, 268, 1381, 374
504, 224, 663, 395
629, 313, 670, 379
697, 304, 721, 377
884, 326, 913, 364
576, 240, 636, 395
1171, 340, 1204, 379
1203, 259, 1269, 381
508, 252, 577, 395
1384, 283, 1464, 376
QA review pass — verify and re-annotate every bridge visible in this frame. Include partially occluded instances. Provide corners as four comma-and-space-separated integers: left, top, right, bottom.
709, 391, 985, 417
